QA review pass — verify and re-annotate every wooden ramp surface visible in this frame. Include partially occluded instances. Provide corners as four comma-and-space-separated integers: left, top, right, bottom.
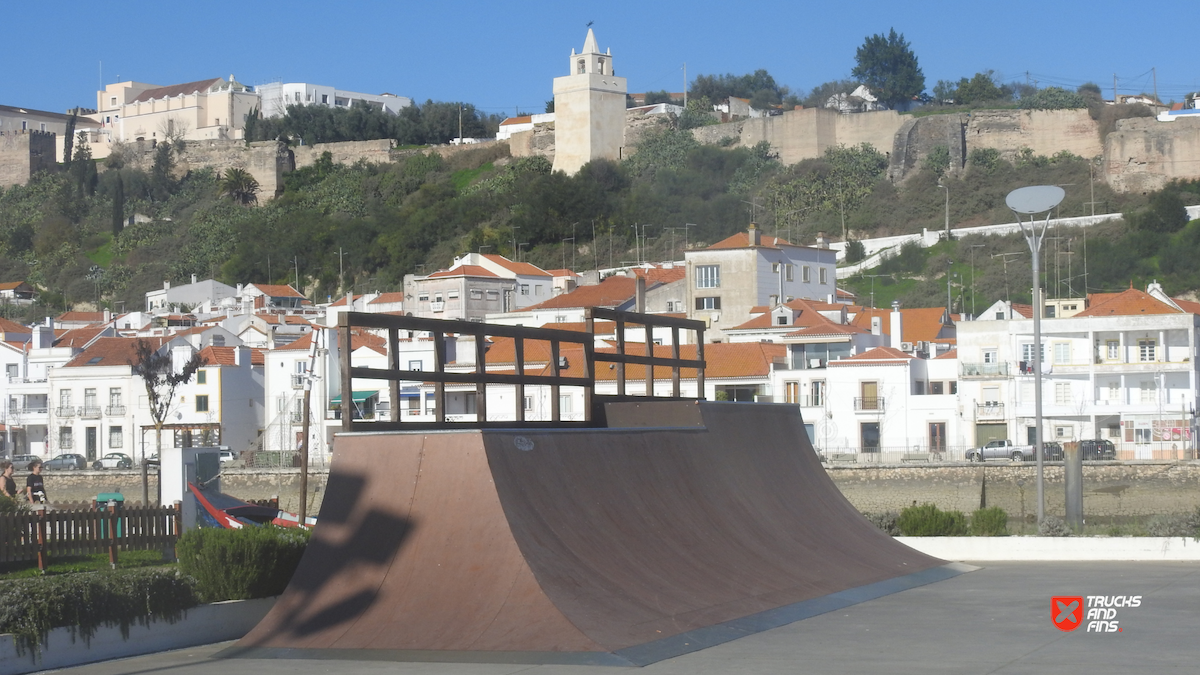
231, 402, 955, 665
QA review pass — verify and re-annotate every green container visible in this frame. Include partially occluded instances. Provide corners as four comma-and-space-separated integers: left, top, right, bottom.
97, 492, 125, 538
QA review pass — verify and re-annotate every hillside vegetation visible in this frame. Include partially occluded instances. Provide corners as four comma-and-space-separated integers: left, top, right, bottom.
0, 126, 1195, 321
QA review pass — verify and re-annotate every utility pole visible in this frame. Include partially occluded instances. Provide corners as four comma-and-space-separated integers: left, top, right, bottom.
458, 104, 463, 145
946, 260, 954, 318
992, 252, 1023, 303
938, 182, 950, 241
1153, 67, 1158, 106
294, 257, 300, 292
298, 329, 321, 527
338, 247, 344, 295
969, 243, 986, 317
683, 63, 687, 108
1113, 74, 1117, 103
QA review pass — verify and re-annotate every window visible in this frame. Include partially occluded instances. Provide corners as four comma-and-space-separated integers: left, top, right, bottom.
695, 265, 721, 289
294, 92, 301, 102
448, 290, 459, 299
784, 381, 799, 404
1138, 339, 1156, 362
535, 285, 544, 296
1053, 343, 1070, 365
418, 292, 429, 301
110, 97, 117, 106
802, 266, 811, 283
695, 297, 721, 311
197, 370, 206, 384
60, 390, 72, 406
819, 268, 828, 284
470, 289, 483, 300
1107, 382, 1120, 402
109, 426, 123, 448
1021, 343, 1046, 363
983, 349, 998, 364
408, 360, 423, 371
811, 380, 824, 407
982, 386, 1000, 405
59, 426, 73, 449
6, 363, 17, 379
196, 395, 209, 412
434, 293, 443, 303
1106, 340, 1120, 361
598, 58, 605, 75
486, 290, 499, 299
1055, 382, 1071, 405
930, 381, 944, 395
950, 381, 957, 395
1055, 426, 1070, 439
559, 395, 572, 413
321, 94, 329, 104
577, 59, 586, 74
785, 264, 794, 281
524, 396, 533, 411
777, 315, 788, 325
1139, 380, 1156, 404
109, 388, 121, 406
520, 284, 530, 296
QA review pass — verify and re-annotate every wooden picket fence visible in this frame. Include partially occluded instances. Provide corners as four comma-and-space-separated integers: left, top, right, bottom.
0, 504, 182, 570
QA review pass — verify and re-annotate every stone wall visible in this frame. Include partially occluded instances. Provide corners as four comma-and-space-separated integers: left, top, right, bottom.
177, 140, 288, 198
691, 108, 904, 167
888, 114, 967, 182
1104, 117, 1200, 194
36, 462, 1200, 523
965, 109, 1103, 162
830, 462, 1200, 520
0, 130, 57, 187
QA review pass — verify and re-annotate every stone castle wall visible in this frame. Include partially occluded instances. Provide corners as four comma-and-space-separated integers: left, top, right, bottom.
965, 109, 1103, 162
1104, 117, 1200, 194
0, 130, 57, 188
37, 462, 1200, 523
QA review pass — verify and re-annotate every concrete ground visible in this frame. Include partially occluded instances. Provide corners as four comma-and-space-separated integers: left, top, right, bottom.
46, 561, 1200, 675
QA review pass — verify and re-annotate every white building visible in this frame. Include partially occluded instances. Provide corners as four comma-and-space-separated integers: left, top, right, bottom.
957, 284, 1200, 458
256, 83, 412, 118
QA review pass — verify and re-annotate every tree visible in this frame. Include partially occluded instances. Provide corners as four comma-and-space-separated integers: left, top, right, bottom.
63, 113, 77, 166
131, 339, 204, 465
802, 79, 861, 109
219, 167, 260, 205
850, 28, 925, 109
112, 173, 125, 237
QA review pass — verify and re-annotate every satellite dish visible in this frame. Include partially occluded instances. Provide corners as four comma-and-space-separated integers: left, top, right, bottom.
1005, 186, 1066, 214
175, 412, 183, 420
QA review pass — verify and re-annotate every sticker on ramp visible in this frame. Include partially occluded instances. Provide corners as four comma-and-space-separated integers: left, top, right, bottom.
1052, 596, 1084, 632
513, 436, 535, 452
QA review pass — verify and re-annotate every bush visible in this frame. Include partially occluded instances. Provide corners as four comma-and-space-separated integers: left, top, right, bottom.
0, 567, 198, 656
970, 507, 1009, 536
862, 510, 901, 535
896, 503, 968, 536
1038, 515, 1073, 537
0, 493, 27, 513
1146, 509, 1200, 538
176, 525, 309, 602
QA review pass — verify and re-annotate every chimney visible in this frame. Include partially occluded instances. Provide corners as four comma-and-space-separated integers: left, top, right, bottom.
890, 301, 903, 348
191, 274, 197, 284
870, 316, 882, 336
163, 280, 170, 290
815, 231, 829, 248
747, 223, 761, 247
234, 345, 250, 367
635, 276, 646, 313
103, 310, 111, 323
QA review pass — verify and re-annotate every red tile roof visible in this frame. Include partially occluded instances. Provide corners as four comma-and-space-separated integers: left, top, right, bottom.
57, 311, 106, 324
0, 317, 28, 333
1075, 288, 1179, 317
0, 281, 28, 291
64, 337, 170, 368
546, 341, 785, 381
329, 294, 363, 307
523, 275, 636, 310
481, 254, 551, 277
249, 283, 305, 298
132, 78, 224, 103
849, 307, 948, 343
276, 329, 384, 354
705, 230, 795, 250
368, 292, 406, 304
500, 116, 532, 126
546, 269, 578, 277
631, 266, 686, 284
197, 346, 265, 366
829, 346, 914, 367
935, 348, 958, 360
732, 298, 849, 331
54, 325, 108, 349
429, 265, 498, 278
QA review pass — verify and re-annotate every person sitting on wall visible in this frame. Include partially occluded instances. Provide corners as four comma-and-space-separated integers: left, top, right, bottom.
1, 461, 18, 500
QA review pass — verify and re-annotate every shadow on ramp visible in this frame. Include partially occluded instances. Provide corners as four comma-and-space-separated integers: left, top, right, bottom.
224, 401, 967, 666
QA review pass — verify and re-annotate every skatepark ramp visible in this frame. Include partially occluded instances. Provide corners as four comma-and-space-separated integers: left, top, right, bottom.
227, 312, 964, 666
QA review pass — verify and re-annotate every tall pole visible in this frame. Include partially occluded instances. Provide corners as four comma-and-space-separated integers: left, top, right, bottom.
683, 63, 687, 108
946, 260, 953, 318
1007, 185, 1066, 527
939, 183, 950, 241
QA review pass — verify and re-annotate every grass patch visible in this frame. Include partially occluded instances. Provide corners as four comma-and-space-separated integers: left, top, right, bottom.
0, 550, 171, 580
450, 162, 494, 191
85, 238, 114, 267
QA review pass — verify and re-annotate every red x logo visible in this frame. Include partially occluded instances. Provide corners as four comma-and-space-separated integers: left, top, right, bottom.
1052, 596, 1084, 632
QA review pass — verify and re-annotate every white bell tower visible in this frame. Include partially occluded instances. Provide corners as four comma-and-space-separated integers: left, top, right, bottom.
551, 28, 627, 175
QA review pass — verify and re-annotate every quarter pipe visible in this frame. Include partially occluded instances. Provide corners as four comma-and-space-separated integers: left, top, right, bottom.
229, 401, 963, 665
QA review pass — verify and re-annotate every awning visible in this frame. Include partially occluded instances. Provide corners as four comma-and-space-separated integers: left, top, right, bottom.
330, 390, 378, 406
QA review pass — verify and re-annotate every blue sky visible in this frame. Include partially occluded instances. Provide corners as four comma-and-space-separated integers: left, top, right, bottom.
3, 0, 1197, 116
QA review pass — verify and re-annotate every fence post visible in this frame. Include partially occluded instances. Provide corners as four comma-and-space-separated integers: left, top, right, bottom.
169, 500, 183, 562
35, 508, 47, 571
108, 500, 119, 569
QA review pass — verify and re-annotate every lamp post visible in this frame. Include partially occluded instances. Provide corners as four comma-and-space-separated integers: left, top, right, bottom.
938, 182, 950, 241
969, 244, 985, 317
1006, 185, 1066, 526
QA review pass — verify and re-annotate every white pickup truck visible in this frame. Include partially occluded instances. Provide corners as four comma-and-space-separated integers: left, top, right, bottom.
967, 439, 1036, 462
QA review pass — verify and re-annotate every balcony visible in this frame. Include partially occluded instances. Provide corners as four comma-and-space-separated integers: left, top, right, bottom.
59, 439, 73, 450
106, 405, 126, 416
795, 396, 825, 407
854, 396, 885, 411
55, 406, 76, 418
290, 411, 304, 424
292, 374, 305, 389
960, 362, 1009, 378
80, 406, 102, 419
20, 406, 48, 415
975, 402, 1005, 420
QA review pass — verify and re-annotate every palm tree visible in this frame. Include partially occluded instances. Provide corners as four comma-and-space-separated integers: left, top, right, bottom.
219, 167, 260, 205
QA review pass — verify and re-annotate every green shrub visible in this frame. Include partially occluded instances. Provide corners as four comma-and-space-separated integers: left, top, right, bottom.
0, 567, 197, 656
0, 493, 26, 513
862, 510, 901, 535
896, 503, 968, 536
177, 525, 310, 602
970, 507, 1009, 536
1146, 508, 1200, 538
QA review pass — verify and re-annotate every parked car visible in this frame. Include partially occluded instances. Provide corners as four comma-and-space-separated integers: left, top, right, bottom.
1076, 439, 1117, 461
967, 439, 1035, 462
42, 454, 86, 470
1041, 442, 1064, 462
11, 454, 39, 467
218, 450, 236, 463
92, 453, 133, 469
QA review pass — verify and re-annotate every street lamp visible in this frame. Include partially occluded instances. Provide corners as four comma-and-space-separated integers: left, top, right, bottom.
1006, 185, 1066, 526
938, 182, 950, 242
